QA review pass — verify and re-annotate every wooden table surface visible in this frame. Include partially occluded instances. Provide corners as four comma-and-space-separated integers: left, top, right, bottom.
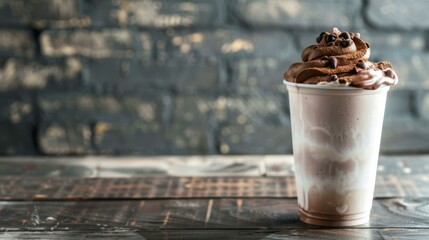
0, 155, 428, 239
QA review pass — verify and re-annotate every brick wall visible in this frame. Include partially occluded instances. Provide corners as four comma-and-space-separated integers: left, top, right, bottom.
0, 0, 428, 155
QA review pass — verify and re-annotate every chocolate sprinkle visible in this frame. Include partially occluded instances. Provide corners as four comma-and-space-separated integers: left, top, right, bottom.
340, 39, 353, 48
339, 32, 351, 40
365, 42, 370, 48
356, 61, 366, 69
316, 32, 329, 43
326, 34, 336, 43
327, 56, 338, 69
327, 75, 339, 82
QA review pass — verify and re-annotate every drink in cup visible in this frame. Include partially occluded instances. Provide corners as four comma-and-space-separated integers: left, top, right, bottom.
283, 28, 398, 226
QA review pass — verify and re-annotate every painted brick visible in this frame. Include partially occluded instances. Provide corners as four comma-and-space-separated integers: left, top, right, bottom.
38, 122, 91, 155
41, 93, 170, 155
416, 90, 429, 119
230, 0, 361, 28
0, 30, 35, 57
229, 58, 293, 93
0, 58, 82, 92
361, 31, 426, 55
384, 90, 414, 120
153, 30, 293, 61
0, 121, 36, 155
215, 92, 289, 123
93, 121, 169, 155
85, 59, 224, 94
38, 93, 165, 125
168, 123, 213, 154
0, 0, 89, 28
41, 30, 134, 58
0, 93, 35, 124
171, 96, 216, 124
219, 122, 293, 154
381, 119, 429, 154
217, 92, 291, 154
169, 96, 217, 154
88, 0, 224, 28
366, 0, 429, 29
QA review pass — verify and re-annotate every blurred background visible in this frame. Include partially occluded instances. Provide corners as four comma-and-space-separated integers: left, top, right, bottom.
0, 0, 428, 156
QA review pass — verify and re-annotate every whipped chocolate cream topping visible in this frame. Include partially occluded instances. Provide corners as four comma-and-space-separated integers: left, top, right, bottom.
284, 28, 398, 90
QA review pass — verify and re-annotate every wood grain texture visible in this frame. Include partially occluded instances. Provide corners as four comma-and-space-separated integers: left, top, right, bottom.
0, 231, 143, 240
0, 155, 427, 177
0, 174, 428, 200
0, 177, 294, 200
0, 156, 427, 239
2, 229, 429, 240
146, 229, 429, 240
0, 198, 427, 231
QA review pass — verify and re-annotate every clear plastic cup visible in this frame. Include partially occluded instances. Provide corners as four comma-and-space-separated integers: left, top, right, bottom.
284, 80, 390, 226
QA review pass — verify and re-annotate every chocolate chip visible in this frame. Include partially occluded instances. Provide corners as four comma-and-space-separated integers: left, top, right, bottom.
384, 69, 395, 78
316, 32, 329, 43
339, 79, 347, 84
356, 61, 366, 69
325, 34, 336, 43
321, 55, 336, 66
339, 32, 351, 40
326, 56, 338, 69
327, 75, 339, 82
340, 39, 353, 48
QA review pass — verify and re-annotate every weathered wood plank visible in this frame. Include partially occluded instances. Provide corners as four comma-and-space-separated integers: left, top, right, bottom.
379, 228, 429, 239
0, 231, 143, 240
0, 177, 294, 200
0, 174, 428, 200
0, 155, 428, 177
2, 229, 429, 240
142, 229, 429, 240
0, 198, 427, 230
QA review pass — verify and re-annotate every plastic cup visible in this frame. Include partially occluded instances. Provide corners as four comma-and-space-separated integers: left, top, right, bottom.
284, 80, 390, 226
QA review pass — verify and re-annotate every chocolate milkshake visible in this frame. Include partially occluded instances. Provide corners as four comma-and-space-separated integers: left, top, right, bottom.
283, 28, 398, 226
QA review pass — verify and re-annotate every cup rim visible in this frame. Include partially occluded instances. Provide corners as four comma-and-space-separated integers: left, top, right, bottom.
282, 79, 390, 92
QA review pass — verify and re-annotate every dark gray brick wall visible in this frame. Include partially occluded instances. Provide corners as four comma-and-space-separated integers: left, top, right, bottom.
0, 0, 87, 28
230, 0, 362, 28
0, 0, 428, 155
366, 0, 429, 30
0, 30, 35, 57
41, 30, 135, 58
0, 58, 82, 91
87, 0, 225, 28
85, 59, 224, 94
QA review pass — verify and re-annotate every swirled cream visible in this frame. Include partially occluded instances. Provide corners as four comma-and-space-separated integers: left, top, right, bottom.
284, 28, 398, 90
